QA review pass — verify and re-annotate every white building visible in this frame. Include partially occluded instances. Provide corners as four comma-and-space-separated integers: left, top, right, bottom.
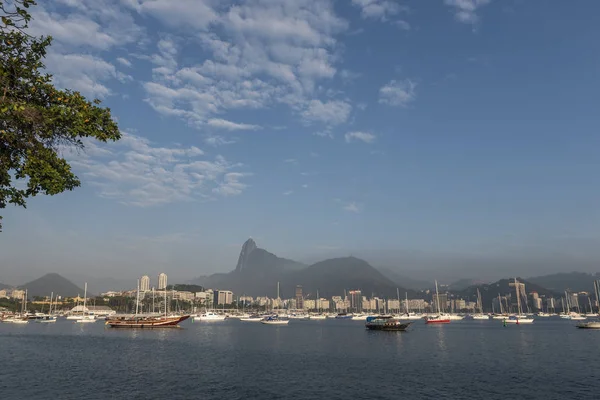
140, 275, 150, 292
70, 305, 116, 316
158, 273, 168, 290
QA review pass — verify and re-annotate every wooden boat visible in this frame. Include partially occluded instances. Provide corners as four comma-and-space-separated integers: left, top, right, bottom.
105, 315, 190, 328
365, 316, 411, 331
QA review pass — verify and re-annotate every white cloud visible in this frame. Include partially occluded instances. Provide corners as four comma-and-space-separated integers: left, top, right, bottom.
302, 99, 352, 125
351, 0, 408, 21
204, 136, 236, 146
379, 79, 416, 107
343, 202, 361, 213
207, 119, 261, 131
302, 184, 309, 188
283, 190, 293, 196
65, 132, 249, 206
345, 132, 376, 144
444, 0, 491, 24
116, 57, 133, 68
140, 0, 350, 131
284, 159, 298, 164
395, 20, 411, 30
133, 0, 219, 31
45, 53, 121, 98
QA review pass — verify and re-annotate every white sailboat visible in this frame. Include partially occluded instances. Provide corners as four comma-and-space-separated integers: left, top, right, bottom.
38, 292, 57, 323
471, 288, 489, 320
505, 278, 533, 324
426, 281, 451, 324
75, 283, 96, 323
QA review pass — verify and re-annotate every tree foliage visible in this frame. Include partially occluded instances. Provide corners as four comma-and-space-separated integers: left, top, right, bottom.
0, 0, 121, 230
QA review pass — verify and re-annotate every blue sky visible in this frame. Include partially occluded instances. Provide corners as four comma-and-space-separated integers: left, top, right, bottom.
2, 0, 600, 285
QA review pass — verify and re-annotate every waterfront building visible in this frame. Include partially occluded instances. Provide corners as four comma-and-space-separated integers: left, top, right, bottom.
295, 285, 304, 310
213, 290, 233, 305
349, 290, 362, 312
173, 291, 194, 301
10, 289, 25, 300
433, 293, 448, 313
140, 275, 150, 292
388, 299, 400, 312
70, 305, 116, 316
0, 290, 8, 299
158, 273, 168, 290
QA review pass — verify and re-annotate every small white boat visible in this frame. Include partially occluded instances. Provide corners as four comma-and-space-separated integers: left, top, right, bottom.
471, 314, 490, 320
261, 316, 289, 325
240, 315, 264, 322
75, 315, 97, 323
536, 312, 551, 317
351, 314, 369, 321
37, 316, 57, 323
576, 321, 600, 329
309, 314, 327, 320
193, 312, 227, 322
504, 315, 534, 324
5, 318, 29, 324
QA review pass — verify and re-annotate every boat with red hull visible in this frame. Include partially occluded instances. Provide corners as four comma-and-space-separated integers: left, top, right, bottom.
105, 315, 190, 328
425, 316, 451, 324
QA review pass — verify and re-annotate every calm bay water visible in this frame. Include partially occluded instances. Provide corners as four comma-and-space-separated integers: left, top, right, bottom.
1, 318, 599, 399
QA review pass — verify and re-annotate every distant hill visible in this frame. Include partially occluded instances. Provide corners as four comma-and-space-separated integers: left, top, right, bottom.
454, 278, 560, 312
448, 278, 489, 291
287, 257, 412, 298
0, 282, 12, 290
19, 273, 84, 298
527, 272, 600, 293
191, 239, 411, 298
378, 268, 432, 290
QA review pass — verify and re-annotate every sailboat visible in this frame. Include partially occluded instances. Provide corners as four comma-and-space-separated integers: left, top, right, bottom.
504, 278, 533, 324
471, 288, 489, 320
426, 281, 450, 324
75, 283, 96, 323
38, 292, 57, 323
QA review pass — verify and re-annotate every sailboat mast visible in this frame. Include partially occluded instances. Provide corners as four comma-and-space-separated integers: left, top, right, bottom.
434, 280, 441, 314
83, 283, 87, 315
515, 278, 521, 315
135, 279, 140, 316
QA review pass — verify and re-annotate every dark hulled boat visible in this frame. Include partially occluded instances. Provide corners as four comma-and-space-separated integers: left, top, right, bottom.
105, 315, 190, 328
365, 316, 411, 331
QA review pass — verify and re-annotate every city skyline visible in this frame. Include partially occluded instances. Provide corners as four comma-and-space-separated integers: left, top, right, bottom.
2, 1, 600, 284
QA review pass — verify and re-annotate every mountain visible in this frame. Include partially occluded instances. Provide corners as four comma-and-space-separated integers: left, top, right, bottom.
448, 278, 489, 291
454, 278, 560, 312
19, 273, 84, 298
191, 239, 411, 298
378, 267, 432, 290
287, 257, 411, 298
0, 282, 12, 290
527, 272, 600, 293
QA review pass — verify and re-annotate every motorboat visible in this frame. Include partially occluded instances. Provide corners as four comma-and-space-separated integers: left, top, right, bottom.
75, 315, 97, 323
504, 315, 534, 324
351, 314, 369, 321
240, 314, 264, 322
576, 321, 600, 329
309, 314, 327, 320
471, 314, 490, 320
365, 316, 411, 331
334, 313, 352, 319
261, 316, 289, 325
425, 315, 451, 324
193, 312, 227, 322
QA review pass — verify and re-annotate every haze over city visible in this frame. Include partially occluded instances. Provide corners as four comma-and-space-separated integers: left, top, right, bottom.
2, 0, 600, 287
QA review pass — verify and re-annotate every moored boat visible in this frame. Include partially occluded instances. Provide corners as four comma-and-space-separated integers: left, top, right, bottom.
193, 312, 227, 322
576, 321, 600, 329
106, 315, 190, 328
365, 316, 411, 331
261, 316, 289, 325
240, 314, 264, 322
